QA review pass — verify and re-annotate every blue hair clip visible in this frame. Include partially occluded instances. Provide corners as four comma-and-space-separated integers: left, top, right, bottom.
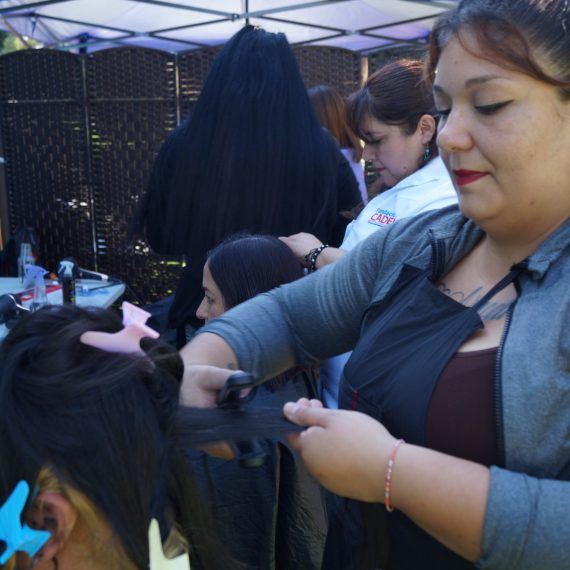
0, 481, 51, 564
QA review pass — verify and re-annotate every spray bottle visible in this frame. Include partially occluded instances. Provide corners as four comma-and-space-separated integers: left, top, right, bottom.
23, 264, 49, 311
57, 259, 77, 304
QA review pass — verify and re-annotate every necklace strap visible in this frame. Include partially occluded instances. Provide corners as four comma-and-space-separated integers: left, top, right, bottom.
472, 262, 526, 310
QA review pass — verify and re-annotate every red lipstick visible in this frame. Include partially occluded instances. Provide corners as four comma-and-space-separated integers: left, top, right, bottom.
453, 169, 487, 186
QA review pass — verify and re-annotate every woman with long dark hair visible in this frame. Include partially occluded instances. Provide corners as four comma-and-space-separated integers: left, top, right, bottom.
134, 25, 360, 342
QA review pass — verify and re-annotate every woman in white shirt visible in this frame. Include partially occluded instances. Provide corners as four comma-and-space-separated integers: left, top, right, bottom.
282, 58, 457, 265
282, 59, 457, 408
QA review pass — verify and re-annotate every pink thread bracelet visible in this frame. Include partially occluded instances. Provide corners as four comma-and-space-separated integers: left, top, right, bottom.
384, 438, 405, 512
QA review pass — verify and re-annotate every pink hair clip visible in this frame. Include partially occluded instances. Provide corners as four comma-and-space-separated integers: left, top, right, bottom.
80, 301, 159, 354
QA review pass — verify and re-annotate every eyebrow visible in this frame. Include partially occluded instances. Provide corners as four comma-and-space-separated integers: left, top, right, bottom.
433, 74, 505, 94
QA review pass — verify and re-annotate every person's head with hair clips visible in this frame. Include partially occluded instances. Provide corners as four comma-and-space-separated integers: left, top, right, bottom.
0, 304, 231, 570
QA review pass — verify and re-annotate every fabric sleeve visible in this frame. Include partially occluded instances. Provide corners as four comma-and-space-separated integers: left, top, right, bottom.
197, 227, 390, 380
478, 467, 570, 569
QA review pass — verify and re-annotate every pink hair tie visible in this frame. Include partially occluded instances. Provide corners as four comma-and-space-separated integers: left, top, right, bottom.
80, 301, 159, 354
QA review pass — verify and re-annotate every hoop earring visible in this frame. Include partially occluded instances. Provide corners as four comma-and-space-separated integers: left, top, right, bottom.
421, 144, 431, 165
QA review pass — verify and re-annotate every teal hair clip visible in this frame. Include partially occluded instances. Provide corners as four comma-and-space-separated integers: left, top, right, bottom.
0, 481, 51, 564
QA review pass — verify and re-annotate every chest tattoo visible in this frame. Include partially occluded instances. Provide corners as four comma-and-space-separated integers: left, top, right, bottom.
437, 283, 514, 321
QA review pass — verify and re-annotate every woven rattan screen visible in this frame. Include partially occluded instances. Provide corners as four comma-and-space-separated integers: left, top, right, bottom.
293, 46, 363, 96
85, 47, 179, 303
367, 45, 427, 75
0, 50, 93, 273
0, 44, 364, 305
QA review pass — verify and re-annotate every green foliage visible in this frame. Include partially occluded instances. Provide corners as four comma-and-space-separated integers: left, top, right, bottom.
0, 30, 39, 54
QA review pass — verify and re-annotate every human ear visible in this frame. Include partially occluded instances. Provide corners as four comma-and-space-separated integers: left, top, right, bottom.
417, 114, 436, 144
26, 492, 78, 563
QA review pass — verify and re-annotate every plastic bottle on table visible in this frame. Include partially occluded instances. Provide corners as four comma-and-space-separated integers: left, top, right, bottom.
18, 243, 34, 284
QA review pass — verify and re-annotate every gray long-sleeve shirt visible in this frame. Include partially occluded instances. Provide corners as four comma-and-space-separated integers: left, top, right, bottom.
199, 206, 570, 569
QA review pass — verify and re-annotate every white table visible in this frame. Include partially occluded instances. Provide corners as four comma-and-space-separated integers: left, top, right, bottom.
0, 278, 126, 339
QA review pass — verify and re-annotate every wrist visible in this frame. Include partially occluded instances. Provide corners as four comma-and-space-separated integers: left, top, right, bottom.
304, 244, 329, 273
314, 246, 333, 269
384, 438, 405, 512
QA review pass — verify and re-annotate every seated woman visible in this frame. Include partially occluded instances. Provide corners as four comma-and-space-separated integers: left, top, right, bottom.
0, 303, 298, 570
192, 234, 326, 570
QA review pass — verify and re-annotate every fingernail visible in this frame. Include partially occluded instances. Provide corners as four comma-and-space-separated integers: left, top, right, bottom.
284, 402, 298, 415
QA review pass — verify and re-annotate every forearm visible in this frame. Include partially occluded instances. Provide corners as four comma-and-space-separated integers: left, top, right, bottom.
393, 449, 570, 568
179, 333, 240, 407
390, 444, 489, 562
179, 231, 383, 405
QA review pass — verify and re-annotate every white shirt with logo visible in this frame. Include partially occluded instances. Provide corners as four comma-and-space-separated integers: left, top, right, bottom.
341, 156, 457, 251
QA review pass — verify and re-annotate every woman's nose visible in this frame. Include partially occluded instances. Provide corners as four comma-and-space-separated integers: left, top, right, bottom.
362, 143, 374, 161
196, 298, 207, 321
436, 110, 472, 154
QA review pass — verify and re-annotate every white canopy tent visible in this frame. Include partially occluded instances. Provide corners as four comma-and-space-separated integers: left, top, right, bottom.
0, 0, 457, 53
0, 0, 459, 269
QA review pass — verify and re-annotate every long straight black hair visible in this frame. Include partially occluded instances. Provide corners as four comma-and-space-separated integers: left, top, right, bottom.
135, 25, 340, 259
